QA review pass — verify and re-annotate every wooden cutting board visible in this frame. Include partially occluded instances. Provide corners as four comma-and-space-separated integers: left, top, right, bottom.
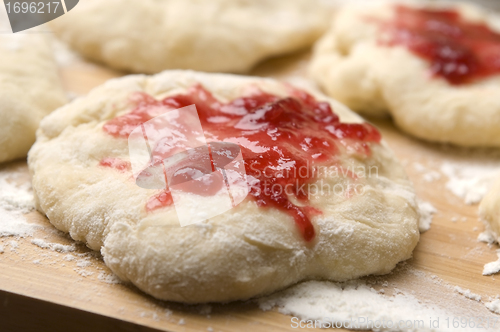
1, 49, 500, 332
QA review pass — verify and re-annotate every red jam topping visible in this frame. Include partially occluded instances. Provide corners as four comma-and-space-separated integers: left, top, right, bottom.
146, 191, 174, 212
99, 158, 131, 171
102, 85, 381, 241
378, 5, 500, 84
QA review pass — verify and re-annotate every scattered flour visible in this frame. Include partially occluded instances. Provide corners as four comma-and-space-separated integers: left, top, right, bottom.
485, 299, 500, 315
31, 238, 50, 249
1, 191, 114, 283
97, 272, 122, 284
453, 286, 482, 301
478, 231, 498, 245
9, 240, 18, 250
77, 259, 92, 268
440, 161, 500, 205
52, 243, 75, 252
412, 163, 441, 183
31, 238, 75, 253
63, 254, 75, 261
483, 250, 500, 276
259, 280, 472, 331
413, 162, 426, 173
74, 269, 94, 277
178, 319, 186, 325
0, 168, 39, 237
259, 264, 500, 332
423, 171, 441, 183
418, 200, 437, 233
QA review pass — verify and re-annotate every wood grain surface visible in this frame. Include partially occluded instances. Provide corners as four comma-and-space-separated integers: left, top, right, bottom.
1, 42, 500, 332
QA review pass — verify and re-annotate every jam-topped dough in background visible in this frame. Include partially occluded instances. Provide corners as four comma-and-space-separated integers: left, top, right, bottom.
378, 5, 500, 85
29, 71, 419, 303
310, 0, 500, 147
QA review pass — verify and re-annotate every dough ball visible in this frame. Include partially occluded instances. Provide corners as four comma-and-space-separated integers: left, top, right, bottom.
29, 70, 419, 303
50, 0, 330, 74
0, 23, 66, 163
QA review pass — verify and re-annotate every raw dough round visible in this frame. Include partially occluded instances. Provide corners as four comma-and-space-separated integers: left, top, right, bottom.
309, 0, 500, 147
50, 0, 329, 74
0, 26, 66, 163
29, 70, 419, 303
480, 176, 500, 243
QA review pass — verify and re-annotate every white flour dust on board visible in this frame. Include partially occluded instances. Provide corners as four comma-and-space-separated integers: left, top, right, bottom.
31, 238, 76, 253
440, 159, 500, 205
483, 250, 500, 276
98, 272, 122, 284
259, 264, 500, 332
409, 148, 500, 206
478, 230, 498, 245
0, 166, 39, 238
417, 199, 436, 233
453, 286, 481, 301
412, 162, 442, 183
0, 165, 122, 285
486, 299, 500, 315
259, 280, 461, 331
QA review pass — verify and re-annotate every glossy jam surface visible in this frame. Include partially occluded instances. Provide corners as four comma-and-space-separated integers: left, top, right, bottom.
102, 85, 381, 241
99, 158, 131, 172
379, 5, 500, 84
146, 191, 174, 212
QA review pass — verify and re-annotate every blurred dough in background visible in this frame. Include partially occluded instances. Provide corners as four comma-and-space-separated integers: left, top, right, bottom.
49, 0, 330, 74
0, 17, 66, 163
309, 0, 500, 147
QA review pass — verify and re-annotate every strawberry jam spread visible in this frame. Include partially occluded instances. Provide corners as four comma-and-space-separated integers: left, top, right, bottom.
99, 158, 131, 172
378, 5, 500, 84
102, 85, 381, 241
